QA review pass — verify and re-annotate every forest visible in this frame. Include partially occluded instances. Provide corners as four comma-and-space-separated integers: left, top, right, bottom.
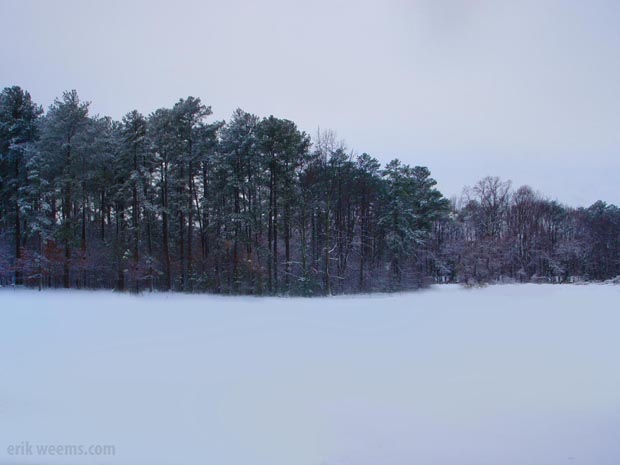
1, 85, 619, 294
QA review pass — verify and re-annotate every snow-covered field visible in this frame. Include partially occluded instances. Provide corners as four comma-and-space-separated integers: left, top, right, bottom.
1, 284, 619, 465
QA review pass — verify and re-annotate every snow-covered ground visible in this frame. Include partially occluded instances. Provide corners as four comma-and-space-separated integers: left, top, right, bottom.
1, 284, 619, 465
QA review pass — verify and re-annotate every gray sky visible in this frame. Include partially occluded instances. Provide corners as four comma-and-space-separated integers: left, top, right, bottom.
1, 0, 619, 206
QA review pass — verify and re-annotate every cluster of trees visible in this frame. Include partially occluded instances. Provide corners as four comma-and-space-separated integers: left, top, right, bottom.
1, 86, 619, 294
433, 177, 620, 284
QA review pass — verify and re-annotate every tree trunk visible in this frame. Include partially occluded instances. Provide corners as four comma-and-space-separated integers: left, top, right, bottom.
162, 161, 171, 291
187, 158, 193, 291
15, 198, 22, 285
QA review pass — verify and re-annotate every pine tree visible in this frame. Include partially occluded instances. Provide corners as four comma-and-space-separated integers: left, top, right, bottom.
257, 116, 309, 294
37, 90, 91, 288
0, 86, 43, 285
380, 160, 448, 288
120, 110, 148, 290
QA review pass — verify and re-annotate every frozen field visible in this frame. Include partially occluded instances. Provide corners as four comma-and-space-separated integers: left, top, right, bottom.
1, 284, 619, 465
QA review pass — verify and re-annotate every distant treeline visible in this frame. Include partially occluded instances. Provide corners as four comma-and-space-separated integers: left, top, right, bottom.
1, 86, 619, 294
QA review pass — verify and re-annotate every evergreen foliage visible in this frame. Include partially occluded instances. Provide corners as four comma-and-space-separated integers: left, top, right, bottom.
1, 86, 619, 293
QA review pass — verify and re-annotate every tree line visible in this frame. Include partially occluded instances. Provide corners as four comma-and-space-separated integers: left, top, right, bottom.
1, 86, 619, 294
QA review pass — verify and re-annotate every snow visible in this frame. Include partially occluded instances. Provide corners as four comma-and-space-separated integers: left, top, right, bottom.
1, 284, 619, 465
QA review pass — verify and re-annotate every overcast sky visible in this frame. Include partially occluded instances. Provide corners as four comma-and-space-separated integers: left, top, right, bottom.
1, 0, 619, 206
